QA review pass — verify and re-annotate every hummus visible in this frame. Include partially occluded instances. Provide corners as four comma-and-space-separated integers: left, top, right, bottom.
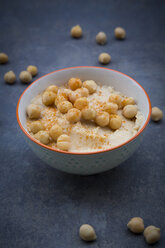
26, 84, 144, 152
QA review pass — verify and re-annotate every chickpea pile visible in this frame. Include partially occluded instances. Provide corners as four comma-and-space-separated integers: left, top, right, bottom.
26, 78, 140, 152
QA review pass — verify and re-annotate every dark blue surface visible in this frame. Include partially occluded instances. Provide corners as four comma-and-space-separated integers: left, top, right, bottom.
0, 0, 165, 247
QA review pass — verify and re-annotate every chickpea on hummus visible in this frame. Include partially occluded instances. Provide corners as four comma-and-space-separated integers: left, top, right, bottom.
26, 78, 144, 152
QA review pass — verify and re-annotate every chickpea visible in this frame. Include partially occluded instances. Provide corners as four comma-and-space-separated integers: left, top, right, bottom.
123, 105, 138, 119
46, 85, 58, 94
68, 78, 82, 91
27, 65, 38, 76
144, 225, 160, 244
151, 107, 163, 122
68, 88, 89, 104
109, 94, 122, 108
79, 224, 97, 242
29, 121, 44, 134
68, 91, 81, 103
95, 111, 109, 127
109, 114, 122, 130
27, 104, 41, 119
83, 80, 97, 94
127, 217, 144, 234
74, 97, 88, 110
34, 130, 50, 145
70, 25, 82, 38
99, 53, 111, 65
42, 91, 56, 106
82, 107, 96, 121
19, 71, 32, 83
66, 108, 81, 123
62, 88, 71, 96
57, 134, 70, 151
96, 31, 107, 45
55, 93, 68, 106
0, 53, 8, 64
102, 102, 118, 114
49, 124, 63, 141
122, 97, 135, 107
76, 87, 89, 97
114, 27, 126, 40
4, 71, 16, 84
57, 100, 73, 114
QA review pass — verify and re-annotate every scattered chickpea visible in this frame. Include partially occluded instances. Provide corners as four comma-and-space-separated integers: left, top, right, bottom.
4, 71, 16, 84
82, 107, 96, 121
27, 104, 41, 119
46, 85, 58, 94
66, 108, 81, 123
96, 31, 107, 45
109, 114, 122, 130
109, 94, 122, 108
122, 97, 135, 107
57, 100, 73, 113
70, 25, 82, 38
99, 53, 111, 65
49, 124, 63, 141
114, 27, 126, 40
42, 91, 56, 106
144, 225, 161, 244
83, 80, 97, 94
19, 71, 32, 83
29, 121, 44, 134
34, 130, 50, 145
74, 97, 88, 110
151, 107, 163, 122
55, 93, 68, 106
123, 105, 138, 119
95, 111, 109, 127
68, 78, 82, 91
79, 224, 97, 242
0, 53, 8, 64
57, 134, 70, 151
27, 65, 38, 76
76, 87, 89, 97
127, 217, 144, 234
102, 102, 118, 114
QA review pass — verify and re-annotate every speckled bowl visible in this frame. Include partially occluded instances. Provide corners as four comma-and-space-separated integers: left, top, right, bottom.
16, 67, 151, 175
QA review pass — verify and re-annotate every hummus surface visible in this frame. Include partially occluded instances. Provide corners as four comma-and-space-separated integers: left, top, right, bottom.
26, 85, 144, 152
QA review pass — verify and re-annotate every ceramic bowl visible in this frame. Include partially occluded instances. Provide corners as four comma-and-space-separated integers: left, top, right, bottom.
17, 66, 151, 175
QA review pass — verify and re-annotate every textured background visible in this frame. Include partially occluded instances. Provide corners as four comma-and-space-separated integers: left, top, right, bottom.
0, 0, 164, 247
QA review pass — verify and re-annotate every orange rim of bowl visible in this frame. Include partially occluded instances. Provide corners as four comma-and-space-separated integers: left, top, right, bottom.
16, 66, 151, 155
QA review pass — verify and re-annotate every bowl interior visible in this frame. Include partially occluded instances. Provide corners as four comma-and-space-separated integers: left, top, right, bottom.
18, 67, 150, 139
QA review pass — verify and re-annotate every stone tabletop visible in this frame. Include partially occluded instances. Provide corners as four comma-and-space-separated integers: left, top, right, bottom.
0, 0, 164, 247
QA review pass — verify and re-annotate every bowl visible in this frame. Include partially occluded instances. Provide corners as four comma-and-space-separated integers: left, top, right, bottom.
16, 66, 151, 175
